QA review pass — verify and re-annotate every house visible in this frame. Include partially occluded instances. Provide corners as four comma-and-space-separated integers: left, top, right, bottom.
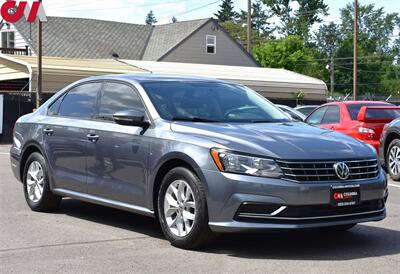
0, 17, 258, 67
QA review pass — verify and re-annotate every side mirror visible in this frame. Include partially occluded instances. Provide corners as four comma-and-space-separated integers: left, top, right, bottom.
113, 110, 150, 127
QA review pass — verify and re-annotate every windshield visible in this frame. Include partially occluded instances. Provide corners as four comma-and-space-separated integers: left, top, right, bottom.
142, 81, 290, 123
347, 103, 399, 120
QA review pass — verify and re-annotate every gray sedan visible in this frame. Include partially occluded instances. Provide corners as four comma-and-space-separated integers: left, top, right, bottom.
10, 75, 387, 249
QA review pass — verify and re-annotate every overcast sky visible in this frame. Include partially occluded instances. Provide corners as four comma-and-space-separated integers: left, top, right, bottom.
37, 0, 400, 26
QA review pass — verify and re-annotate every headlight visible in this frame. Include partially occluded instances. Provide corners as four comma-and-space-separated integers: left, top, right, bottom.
210, 148, 283, 178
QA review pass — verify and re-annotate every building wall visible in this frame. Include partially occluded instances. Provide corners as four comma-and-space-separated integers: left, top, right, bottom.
161, 21, 258, 67
0, 23, 30, 49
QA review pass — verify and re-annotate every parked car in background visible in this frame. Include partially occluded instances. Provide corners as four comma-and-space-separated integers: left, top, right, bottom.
305, 101, 400, 152
10, 76, 387, 249
295, 105, 319, 116
276, 104, 306, 121
379, 118, 400, 180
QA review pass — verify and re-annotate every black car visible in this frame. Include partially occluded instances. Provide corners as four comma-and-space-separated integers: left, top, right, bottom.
380, 118, 400, 180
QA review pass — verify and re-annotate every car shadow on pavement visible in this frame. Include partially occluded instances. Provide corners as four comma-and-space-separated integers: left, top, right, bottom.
202, 225, 400, 260
56, 199, 399, 261
57, 198, 164, 239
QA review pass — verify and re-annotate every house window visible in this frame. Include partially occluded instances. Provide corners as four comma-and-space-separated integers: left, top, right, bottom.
1, 31, 15, 48
206, 35, 216, 54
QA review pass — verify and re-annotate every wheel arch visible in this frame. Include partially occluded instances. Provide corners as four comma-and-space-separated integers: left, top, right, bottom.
149, 152, 207, 214
384, 131, 400, 161
20, 141, 46, 182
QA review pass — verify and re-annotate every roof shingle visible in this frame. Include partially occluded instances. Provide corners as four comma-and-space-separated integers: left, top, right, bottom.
14, 17, 152, 59
142, 18, 209, 61
12, 17, 211, 61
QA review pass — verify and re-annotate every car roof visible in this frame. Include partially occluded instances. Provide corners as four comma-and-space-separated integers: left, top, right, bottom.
84, 73, 225, 84
323, 100, 393, 106
295, 105, 319, 109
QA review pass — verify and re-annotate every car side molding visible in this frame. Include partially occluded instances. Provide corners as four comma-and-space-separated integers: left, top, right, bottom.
52, 188, 155, 217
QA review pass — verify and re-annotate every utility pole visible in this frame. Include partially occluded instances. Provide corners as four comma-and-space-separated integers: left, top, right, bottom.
36, 0, 43, 108
247, 0, 251, 53
330, 55, 334, 97
353, 0, 358, 101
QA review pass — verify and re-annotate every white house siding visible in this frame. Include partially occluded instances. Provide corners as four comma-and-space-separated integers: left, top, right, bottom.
161, 21, 258, 67
1, 23, 28, 48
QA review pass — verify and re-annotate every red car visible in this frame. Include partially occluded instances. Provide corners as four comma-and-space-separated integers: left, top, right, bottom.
305, 101, 400, 152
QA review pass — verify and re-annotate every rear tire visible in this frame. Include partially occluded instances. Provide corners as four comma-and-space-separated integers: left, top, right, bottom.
386, 139, 400, 181
23, 152, 61, 212
157, 167, 216, 249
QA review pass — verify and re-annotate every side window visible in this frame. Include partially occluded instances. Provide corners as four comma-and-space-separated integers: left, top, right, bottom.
321, 106, 340, 124
58, 82, 102, 119
47, 94, 65, 116
97, 82, 144, 120
306, 107, 328, 125
206, 35, 216, 54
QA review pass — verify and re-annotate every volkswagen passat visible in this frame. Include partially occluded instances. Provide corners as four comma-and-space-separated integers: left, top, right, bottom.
10, 75, 388, 249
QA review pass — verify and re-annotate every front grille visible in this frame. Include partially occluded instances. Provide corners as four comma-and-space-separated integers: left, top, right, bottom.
277, 159, 379, 182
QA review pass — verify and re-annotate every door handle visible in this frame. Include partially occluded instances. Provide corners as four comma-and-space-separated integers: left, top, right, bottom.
87, 134, 99, 143
44, 128, 54, 136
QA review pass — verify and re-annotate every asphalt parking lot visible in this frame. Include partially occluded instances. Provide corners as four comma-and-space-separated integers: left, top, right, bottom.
0, 145, 399, 273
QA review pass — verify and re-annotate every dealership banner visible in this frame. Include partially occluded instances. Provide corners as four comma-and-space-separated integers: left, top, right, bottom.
0, 94, 3, 134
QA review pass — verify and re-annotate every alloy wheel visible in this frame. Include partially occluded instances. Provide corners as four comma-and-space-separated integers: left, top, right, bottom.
26, 161, 44, 203
389, 146, 400, 176
163, 180, 196, 237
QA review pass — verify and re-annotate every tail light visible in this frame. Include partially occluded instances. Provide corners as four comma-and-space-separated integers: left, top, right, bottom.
358, 126, 376, 140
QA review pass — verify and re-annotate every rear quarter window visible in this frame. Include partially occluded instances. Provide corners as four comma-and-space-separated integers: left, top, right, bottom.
347, 103, 395, 120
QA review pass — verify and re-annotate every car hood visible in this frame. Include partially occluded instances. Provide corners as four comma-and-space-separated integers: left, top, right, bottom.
170, 122, 376, 160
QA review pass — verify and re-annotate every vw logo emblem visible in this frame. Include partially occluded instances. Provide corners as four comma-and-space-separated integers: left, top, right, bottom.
333, 162, 350, 180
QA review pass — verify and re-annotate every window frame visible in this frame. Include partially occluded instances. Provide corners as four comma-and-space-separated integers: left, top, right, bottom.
306, 106, 329, 125
206, 35, 216, 54
47, 80, 104, 120
1, 31, 15, 48
321, 105, 341, 124
94, 80, 150, 124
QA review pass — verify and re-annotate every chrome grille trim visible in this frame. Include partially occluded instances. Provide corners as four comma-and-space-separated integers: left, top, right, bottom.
277, 159, 379, 182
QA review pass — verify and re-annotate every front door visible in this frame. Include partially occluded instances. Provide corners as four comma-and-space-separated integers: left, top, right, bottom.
86, 82, 150, 207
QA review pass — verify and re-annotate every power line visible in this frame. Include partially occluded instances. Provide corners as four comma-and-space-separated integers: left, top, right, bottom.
169, 0, 222, 17
60, 0, 193, 13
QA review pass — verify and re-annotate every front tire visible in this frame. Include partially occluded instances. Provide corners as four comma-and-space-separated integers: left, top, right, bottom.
157, 167, 215, 249
387, 139, 400, 181
23, 152, 61, 212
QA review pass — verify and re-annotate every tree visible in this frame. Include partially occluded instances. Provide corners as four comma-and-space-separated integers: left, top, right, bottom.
263, 0, 328, 39
253, 35, 322, 78
220, 21, 263, 49
333, 3, 399, 95
214, 0, 238, 22
314, 22, 341, 57
239, 0, 275, 37
145, 10, 157, 25
171, 16, 177, 23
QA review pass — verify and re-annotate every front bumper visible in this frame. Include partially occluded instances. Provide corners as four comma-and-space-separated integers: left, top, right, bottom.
202, 168, 388, 233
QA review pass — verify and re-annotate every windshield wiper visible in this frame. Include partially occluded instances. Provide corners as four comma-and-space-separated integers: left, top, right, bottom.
172, 117, 220, 123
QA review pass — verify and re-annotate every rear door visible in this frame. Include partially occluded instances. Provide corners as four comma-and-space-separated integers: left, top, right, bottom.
43, 82, 102, 193
85, 82, 150, 206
